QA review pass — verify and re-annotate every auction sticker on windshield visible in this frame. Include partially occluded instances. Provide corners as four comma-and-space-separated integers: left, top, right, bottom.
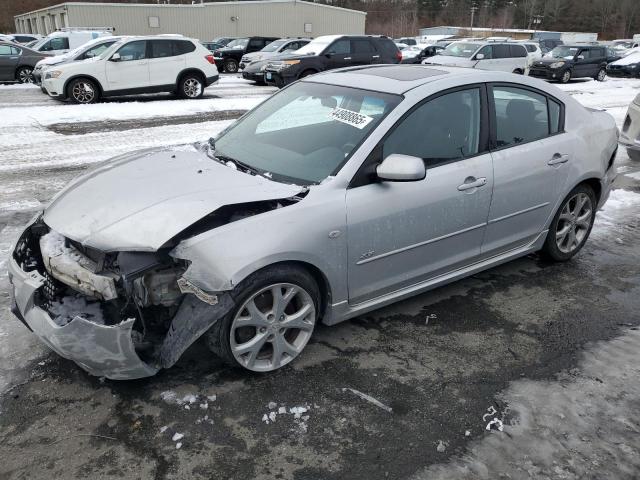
330, 107, 374, 129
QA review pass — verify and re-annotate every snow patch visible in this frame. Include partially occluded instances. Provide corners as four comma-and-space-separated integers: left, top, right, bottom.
48, 295, 105, 327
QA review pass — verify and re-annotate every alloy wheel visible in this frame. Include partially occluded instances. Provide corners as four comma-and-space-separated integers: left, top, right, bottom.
230, 283, 316, 372
555, 192, 593, 254
597, 69, 606, 81
183, 77, 202, 98
72, 81, 95, 103
18, 68, 34, 84
562, 70, 571, 83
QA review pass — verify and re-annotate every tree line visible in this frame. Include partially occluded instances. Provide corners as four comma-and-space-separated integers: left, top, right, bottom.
3, 0, 639, 39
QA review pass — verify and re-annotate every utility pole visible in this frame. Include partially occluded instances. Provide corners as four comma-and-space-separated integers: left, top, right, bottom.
532, 15, 544, 33
470, 5, 478, 33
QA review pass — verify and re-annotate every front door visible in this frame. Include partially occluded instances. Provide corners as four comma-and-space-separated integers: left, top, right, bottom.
0, 44, 19, 81
105, 40, 149, 92
324, 39, 353, 70
346, 86, 493, 304
483, 84, 570, 255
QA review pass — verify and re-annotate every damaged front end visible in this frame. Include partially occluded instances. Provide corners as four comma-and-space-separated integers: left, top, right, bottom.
7, 216, 234, 380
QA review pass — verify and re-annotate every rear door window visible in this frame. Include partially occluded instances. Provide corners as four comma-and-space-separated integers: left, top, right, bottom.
353, 39, 374, 53
492, 44, 511, 59
150, 40, 173, 58
492, 86, 551, 147
510, 45, 527, 57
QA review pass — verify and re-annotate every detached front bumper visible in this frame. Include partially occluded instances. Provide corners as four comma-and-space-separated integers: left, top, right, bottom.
8, 255, 159, 379
620, 104, 640, 152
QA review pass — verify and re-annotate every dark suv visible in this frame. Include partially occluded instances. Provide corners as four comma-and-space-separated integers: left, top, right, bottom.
264, 35, 401, 87
214, 36, 278, 73
529, 44, 609, 83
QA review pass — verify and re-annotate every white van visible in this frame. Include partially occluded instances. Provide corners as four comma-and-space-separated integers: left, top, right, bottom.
423, 40, 529, 74
30, 29, 113, 56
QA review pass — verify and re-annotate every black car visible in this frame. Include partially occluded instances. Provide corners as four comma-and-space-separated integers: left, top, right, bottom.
264, 35, 401, 88
0, 41, 49, 83
201, 37, 236, 53
401, 44, 444, 64
528, 44, 609, 83
607, 54, 640, 78
214, 36, 278, 73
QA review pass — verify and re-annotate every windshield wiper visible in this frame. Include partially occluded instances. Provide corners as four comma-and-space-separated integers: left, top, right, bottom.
204, 138, 265, 178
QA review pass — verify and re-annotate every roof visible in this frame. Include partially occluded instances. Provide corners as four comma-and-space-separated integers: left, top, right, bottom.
307, 64, 491, 95
15, 0, 367, 18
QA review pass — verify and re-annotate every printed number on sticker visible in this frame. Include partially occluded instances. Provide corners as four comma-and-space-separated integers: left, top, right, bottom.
330, 107, 374, 130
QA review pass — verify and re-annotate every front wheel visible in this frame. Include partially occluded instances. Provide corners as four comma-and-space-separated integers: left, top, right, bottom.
560, 69, 571, 84
178, 74, 204, 99
541, 184, 596, 262
16, 66, 34, 84
206, 265, 319, 372
67, 78, 100, 104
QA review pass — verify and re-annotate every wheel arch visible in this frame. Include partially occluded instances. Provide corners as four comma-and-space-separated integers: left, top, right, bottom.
176, 68, 206, 85
63, 74, 104, 99
298, 68, 319, 79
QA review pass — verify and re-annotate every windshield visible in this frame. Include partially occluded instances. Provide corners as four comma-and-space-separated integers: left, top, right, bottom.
213, 82, 402, 184
295, 37, 337, 56
30, 37, 48, 50
441, 42, 482, 58
226, 38, 249, 49
613, 41, 633, 48
262, 39, 287, 52
549, 46, 580, 59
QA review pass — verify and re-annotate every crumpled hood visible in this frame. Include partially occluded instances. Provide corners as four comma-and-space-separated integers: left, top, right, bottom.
44, 147, 303, 252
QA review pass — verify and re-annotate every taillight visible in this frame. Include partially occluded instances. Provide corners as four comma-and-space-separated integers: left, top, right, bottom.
205, 54, 215, 64
396, 51, 402, 62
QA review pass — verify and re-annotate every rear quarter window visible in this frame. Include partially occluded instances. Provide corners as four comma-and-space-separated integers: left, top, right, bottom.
173, 40, 196, 55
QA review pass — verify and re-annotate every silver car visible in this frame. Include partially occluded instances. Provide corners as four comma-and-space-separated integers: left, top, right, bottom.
620, 93, 640, 161
8, 66, 618, 379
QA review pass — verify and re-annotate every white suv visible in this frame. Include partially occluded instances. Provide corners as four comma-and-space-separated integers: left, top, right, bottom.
42, 36, 219, 104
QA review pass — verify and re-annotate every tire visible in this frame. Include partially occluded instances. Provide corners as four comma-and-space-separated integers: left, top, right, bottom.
628, 148, 640, 162
206, 265, 320, 372
178, 73, 205, 99
560, 69, 571, 84
595, 68, 606, 82
541, 184, 596, 262
67, 78, 100, 104
16, 66, 34, 84
224, 59, 239, 73
512, 69, 524, 75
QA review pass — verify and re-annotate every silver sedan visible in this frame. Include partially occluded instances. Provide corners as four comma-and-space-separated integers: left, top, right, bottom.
8, 65, 618, 379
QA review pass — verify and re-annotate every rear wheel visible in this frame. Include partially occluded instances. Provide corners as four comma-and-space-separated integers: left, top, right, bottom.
628, 148, 640, 162
16, 66, 34, 84
207, 265, 319, 372
595, 68, 606, 81
541, 184, 596, 262
560, 69, 571, 83
224, 59, 239, 73
178, 73, 204, 99
512, 68, 524, 75
67, 78, 100, 104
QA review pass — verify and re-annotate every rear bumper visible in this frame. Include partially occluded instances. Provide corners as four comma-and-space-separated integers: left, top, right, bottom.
8, 255, 159, 380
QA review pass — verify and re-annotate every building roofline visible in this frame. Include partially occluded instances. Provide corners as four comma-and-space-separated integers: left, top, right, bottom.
14, 0, 367, 19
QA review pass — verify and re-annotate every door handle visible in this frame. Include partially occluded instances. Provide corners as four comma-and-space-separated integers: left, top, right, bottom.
344, 57, 352, 60
548, 153, 569, 165
457, 177, 487, 191
372, 55, 380, 59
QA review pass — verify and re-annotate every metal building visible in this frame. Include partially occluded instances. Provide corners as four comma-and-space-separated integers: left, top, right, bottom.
14, 0, 366, 39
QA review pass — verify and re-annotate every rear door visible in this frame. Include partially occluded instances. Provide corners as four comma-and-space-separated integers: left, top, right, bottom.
350, 38, 376, 65
0, 44, 20, 81
105, 40, 150, 91
483, 84, 570, 255
148, 39, 186, 87
574, 48, 594, 77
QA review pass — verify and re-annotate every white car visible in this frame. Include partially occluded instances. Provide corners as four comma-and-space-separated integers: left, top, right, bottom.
29, 29, 113, 56
519, 41, 544, 66
424, 41, 529, 74
42, 36, 219, 103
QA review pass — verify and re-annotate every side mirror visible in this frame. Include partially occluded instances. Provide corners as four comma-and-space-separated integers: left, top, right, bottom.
475, 53, 485, 60
376, 154, 426, 182
109, 52, 121, 62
